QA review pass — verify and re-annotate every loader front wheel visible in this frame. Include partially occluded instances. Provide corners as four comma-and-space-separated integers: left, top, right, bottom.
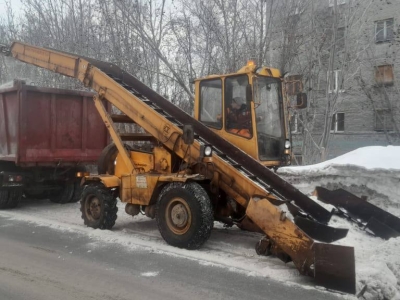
156, 182, 213, 250
80, 183, 118, 229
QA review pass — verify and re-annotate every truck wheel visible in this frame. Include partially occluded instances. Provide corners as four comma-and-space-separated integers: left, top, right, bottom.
98, 143, 132, 175
0, 188, 21, 209
80, 183, 118, 229
97, 143, 119, 175
156, 182, 213, 250
49, 183, 74, 204
69, 181, 84, 203
24, 190, 49, 199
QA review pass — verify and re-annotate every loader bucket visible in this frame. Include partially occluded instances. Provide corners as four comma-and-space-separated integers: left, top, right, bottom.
286, 202, 348, 242
295, 216, 349, 243
313, 243, 356, 294
246, 198, 356, 294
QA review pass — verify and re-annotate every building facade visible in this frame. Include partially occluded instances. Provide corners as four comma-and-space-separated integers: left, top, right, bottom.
269, 0, 400, 164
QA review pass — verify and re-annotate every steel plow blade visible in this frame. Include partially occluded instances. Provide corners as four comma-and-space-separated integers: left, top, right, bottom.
286, 202, 348, 242
294, 216, 349, 243
315, 186, 400, 239
313, 243, 356, 294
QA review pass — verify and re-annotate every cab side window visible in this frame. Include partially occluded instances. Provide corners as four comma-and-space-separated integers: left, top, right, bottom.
199, 79, 222, 129
225, 75, 252, 138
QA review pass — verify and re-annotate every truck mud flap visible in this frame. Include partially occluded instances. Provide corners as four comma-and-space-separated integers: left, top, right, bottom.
294, 216, 349, 243
315, 187, 400, 239
286, 202, 348, 242
313, 243, 356, 294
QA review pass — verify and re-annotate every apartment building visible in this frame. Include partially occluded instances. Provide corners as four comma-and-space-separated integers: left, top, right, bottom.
272, 0, 400, 164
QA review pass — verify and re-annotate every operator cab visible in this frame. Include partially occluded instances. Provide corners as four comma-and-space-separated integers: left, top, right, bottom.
194, 61, 293, 167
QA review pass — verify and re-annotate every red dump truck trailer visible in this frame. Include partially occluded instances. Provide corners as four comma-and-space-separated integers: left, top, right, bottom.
0, 80, 108, 208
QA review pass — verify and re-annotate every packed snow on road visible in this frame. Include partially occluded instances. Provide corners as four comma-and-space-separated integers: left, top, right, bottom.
1, 146, 399, 300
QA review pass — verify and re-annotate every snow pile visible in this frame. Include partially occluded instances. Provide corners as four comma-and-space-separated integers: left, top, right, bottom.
0, 79, 35, 89
280, 146, 400, 299
279, 146, 400, 213
281, 146, 400, 172
0, 81, 16, 89
357, 238, 400, 299
328, 211, 400, 299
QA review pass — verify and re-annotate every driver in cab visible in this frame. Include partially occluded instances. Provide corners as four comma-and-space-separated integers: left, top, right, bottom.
226, 97, 252, 138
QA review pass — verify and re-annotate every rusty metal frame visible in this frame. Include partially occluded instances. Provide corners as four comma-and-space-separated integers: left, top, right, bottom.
92, 94, 135, 174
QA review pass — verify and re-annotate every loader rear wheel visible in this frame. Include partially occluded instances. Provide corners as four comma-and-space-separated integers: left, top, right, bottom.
0, 188, 21, 209
80, 183, 118, 229
156, 182, 213, 250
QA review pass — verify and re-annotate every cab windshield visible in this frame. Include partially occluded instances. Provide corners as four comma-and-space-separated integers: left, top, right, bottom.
253, 76, 285, 161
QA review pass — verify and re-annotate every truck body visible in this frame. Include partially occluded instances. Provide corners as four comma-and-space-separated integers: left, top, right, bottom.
0, 80, 108, 205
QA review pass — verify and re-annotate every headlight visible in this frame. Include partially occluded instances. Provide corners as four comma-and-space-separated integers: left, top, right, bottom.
284, 140, 291, 149
204, 145, 212, 157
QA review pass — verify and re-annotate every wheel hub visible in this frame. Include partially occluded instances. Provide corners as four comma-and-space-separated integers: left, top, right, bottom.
166, 198, 192, 235
88, 197, 101, 220
171, 204, 188, 227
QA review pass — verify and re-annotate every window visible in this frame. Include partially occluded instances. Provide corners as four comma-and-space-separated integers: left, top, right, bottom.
225, 75, 253, 138
286, 75, 303, 96
292, 154, 303, 166
336, 27, 345, 51
375, 109, 393, 131
328, 70, 344, 93
331, 112, 345, 132
290, 114, 303, 133
375, 65, 394, 85
375, 18, 394, 43
290, 115, 298, 133
199, 79, 222, 129
329, 0, 346, 7
253, 76, 285, 160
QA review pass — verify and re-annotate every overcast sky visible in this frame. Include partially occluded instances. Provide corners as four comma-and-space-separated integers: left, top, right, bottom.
0, 0, 22, 18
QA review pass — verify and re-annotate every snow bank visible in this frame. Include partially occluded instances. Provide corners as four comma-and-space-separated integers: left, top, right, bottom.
279, 146, 400, 214
279, 146, 400, 299
281, 146, 400, 172
0, 79, 35, 89
356, 238, 400, 300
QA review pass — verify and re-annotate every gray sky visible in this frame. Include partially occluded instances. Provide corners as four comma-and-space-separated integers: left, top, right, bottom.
0, 0, 22, 18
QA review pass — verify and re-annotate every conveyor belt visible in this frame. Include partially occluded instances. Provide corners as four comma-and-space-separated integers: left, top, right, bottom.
82, 57, 332, 224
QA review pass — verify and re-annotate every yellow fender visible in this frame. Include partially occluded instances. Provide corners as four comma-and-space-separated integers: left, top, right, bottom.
82, 175, 121, 188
